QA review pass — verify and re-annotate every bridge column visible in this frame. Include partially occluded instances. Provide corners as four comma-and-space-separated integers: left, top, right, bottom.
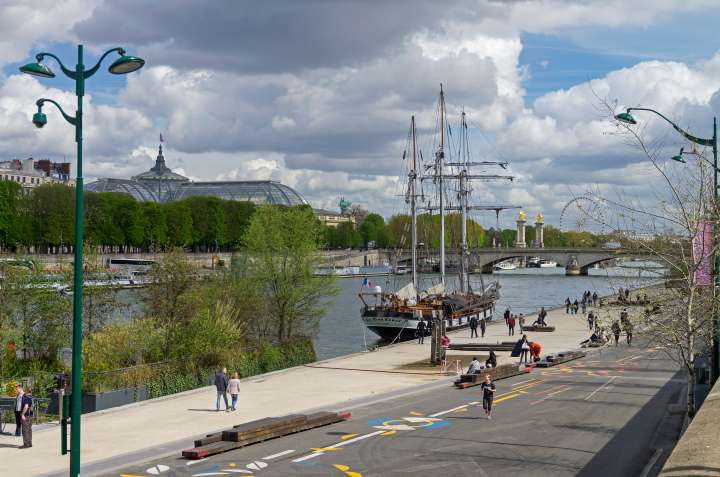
565, 255, 586, 276
515, 211, 527, 248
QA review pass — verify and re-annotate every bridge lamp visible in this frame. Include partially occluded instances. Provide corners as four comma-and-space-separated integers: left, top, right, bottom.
671, 148, 687, 164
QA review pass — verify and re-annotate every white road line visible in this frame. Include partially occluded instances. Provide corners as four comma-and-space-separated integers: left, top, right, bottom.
330, 430, 386, 448
291, 430, 386, 463
584, 376, 616, 401
429, 405, 468, 418
512, 378, 539, 387
292, 452, 325, 463
468, 401, 480, 405
262, 449, 296, 460
187, 459, 208, 466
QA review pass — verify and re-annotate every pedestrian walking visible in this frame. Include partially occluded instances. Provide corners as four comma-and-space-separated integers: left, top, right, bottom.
611, 321, 621, 346
214, 367, 230, 412
14, 384, 23, 437
587, 311, 594, 331
624, 321, 634, 345
581, 301, 587, 315
565, 298, 571, 314
518, 313, 525, 331
538, 307, 547, 326
469, 316, 478, 338
625, 288, 630, 300
416, 320, 427, 344
481, 375, 496, 419
480, 318, 486, 338
504, 308, 511, 325
19, 387, 32, 449
573, 300, 579, 314
592, 292, 598, 307
508, 315, 516, 336
519, 334, 530, 364
227, 372, 241, 411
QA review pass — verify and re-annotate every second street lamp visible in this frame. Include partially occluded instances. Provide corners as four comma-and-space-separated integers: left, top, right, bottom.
615, 107, 719, 383
19, 44, 144, 477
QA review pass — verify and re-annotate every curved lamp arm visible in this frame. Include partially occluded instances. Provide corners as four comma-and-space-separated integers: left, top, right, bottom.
627, 107, 714, 147
84, 47, 125, 78
37, 98, 77, 126
36, 53, 76, 79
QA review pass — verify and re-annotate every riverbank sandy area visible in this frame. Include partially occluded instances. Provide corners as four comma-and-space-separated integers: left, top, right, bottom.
0, 286, 661, 476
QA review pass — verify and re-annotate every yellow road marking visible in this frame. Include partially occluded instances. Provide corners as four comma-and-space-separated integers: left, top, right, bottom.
409, 411, 424, 416
341, 433, 358, 440
381, 430, 396, 436
547, 385, 572, 397
334, 464, 363, 477
120, 475, 145, 477
494, 393, 521, 404
512, 379, 542, 387
311, 447, 342, 452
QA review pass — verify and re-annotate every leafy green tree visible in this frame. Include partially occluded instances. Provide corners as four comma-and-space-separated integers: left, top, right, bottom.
28, 184, 74, 251
241, 205, 338, 341
186, 196, 227, 251
141, 202, 168, 250
145, 250, 198, 354
0, 181, 23, 250
223, 201, 255, 249
359, 213, 386, 248
164, 201, 194, 247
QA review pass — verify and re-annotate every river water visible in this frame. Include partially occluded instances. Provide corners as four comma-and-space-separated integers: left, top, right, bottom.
313, 264, 661, 360
114, 263, 661, 361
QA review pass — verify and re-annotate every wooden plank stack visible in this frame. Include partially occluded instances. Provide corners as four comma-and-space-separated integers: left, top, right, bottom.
535, 350, 586, 368
182, 411, 350, 460
448, 343, 515, 352
520, 325, 556, 332
454, 363, 526, 389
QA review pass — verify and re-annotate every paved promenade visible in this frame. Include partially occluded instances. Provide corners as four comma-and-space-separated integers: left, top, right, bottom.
1, 301, 608, 476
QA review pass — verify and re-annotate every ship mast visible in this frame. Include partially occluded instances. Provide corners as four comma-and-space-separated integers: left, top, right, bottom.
410, 116, 418, 291
459, 110, 469, 293
438, 84, 446, 287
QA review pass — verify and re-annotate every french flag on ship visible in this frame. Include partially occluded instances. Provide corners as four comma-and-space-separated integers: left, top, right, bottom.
362, 278, 372, 287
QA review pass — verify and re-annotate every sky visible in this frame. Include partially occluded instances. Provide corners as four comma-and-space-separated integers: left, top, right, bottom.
1, 0, 720, 230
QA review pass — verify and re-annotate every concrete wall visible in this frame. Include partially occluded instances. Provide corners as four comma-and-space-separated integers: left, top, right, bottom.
660, 379, 720, 476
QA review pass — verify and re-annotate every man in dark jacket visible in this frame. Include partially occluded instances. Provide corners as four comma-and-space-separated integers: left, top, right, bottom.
416, 320, 427, 344
480, 318, 486, 337
14, 384, 23, 437
469, 316, 478, 338
215, 367, 229, 412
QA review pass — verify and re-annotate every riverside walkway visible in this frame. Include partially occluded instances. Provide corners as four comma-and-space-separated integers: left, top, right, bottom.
2, 302, 606, 476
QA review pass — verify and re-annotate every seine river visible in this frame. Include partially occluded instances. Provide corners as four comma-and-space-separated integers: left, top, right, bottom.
313, 265, 661, 360
115, 263, 661, 361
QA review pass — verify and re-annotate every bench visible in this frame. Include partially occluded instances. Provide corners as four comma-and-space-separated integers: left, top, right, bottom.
183, 411, 350, 460
520, 325, 556, 332
534, 350, 586, 367
454, 363, 526, 389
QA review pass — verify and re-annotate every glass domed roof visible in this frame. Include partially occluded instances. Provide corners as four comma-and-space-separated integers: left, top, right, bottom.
85, 142, 308, 207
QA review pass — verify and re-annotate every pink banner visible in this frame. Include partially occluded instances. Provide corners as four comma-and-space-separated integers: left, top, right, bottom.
692, 220, 713, 286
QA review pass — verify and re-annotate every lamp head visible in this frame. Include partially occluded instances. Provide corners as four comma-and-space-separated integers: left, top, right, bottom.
32, 112, 47, 129
671, 147, 686, 163
614, 111, 637, 125
19, 62, 55, 78
108, 50, 145, 74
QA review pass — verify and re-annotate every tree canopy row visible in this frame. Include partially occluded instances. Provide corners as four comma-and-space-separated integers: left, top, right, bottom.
0, 181, 610, 253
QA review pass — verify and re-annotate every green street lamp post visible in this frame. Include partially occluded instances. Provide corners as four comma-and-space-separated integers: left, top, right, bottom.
20, 45, 144, 477
615, 107, 719, 383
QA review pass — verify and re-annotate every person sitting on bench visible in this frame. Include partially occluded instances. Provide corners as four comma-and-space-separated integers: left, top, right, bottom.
485, 350, 497, 368
467, 357, 483, 374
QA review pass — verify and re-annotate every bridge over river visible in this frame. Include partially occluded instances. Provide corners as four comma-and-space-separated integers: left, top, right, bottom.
389, 247, 658, 275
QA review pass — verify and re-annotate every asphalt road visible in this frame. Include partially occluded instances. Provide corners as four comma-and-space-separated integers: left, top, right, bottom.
110, 342, 682, 477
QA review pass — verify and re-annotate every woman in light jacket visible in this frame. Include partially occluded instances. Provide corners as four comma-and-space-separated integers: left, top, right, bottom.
227, 372, 241, 411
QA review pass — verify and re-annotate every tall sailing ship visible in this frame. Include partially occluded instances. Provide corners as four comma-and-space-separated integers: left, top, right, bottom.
358, 85, 519, 341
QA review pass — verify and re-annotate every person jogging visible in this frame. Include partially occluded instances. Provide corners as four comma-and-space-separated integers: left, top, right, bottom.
481, 375, 496, 419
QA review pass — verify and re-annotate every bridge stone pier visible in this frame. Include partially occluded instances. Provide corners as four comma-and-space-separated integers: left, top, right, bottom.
391, 247, 656, 276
